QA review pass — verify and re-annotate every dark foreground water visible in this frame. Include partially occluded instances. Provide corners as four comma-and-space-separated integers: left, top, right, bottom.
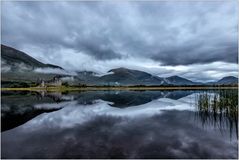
1, 90, 238, 159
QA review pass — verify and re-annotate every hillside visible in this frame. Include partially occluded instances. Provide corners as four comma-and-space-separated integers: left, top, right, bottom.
97, 67, 167, 86
1, 44, 65, 87
165, 76, 199, 85
1, 44, 62, 70
215, 76, 238, 85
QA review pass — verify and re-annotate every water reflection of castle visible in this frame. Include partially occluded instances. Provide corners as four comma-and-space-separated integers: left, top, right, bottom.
38, 90, 63, 102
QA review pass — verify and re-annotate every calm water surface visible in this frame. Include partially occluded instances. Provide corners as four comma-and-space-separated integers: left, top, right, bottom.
1, 90, 238, 159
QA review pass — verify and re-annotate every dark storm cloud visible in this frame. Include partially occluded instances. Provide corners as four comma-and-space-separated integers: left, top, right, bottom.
74, 40, 122, 60
152, 40, 238, 65
1, 1, 238, 81
1, 1, 124, 60
2, 1, 238, 65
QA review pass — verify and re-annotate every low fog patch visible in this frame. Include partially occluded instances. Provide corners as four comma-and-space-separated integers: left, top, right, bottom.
34, 67, 77, 76
1, 60, 33, 72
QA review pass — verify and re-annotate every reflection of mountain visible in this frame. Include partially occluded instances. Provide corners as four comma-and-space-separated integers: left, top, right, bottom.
74, 90, 195, 107
2, 106, 58, 132
1, 90, 195, 131
22, 93, 200, 129
1, 91, 69, 131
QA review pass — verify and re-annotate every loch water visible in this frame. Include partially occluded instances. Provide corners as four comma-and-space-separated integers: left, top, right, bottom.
1, 90, 238, 159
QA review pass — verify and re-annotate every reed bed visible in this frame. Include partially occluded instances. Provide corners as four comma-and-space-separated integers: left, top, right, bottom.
196, 89, 238, 138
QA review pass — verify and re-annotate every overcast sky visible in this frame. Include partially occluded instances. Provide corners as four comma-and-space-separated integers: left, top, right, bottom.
1, 1, 238, 82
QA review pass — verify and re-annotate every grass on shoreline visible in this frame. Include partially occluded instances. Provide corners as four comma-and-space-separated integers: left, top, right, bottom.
1, 86, 238, 92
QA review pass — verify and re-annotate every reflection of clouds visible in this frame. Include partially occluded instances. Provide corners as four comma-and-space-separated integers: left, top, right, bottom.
2, 111, 237, 159
61, 95, 75, 101
178, 92, 216, 105
34, 101, 78, 110
2, 93, 237, 158
22, 95, 196, 130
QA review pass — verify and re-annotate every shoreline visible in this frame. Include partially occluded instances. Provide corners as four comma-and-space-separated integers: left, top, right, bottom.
1, 86, 238, 91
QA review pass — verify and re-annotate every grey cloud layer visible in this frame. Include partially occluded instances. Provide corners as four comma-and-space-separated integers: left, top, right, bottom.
2, 1, 238, 65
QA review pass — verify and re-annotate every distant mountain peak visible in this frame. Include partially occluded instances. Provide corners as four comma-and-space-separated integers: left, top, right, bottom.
216, 76, 238, 85
168, 75, 182, 79
165, 75, 197, 85
219, 76, 237, 80
108, 67, 135, 73
100, 67, 167, 85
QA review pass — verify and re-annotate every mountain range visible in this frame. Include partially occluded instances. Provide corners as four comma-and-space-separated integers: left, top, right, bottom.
1, 44, 238, 87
